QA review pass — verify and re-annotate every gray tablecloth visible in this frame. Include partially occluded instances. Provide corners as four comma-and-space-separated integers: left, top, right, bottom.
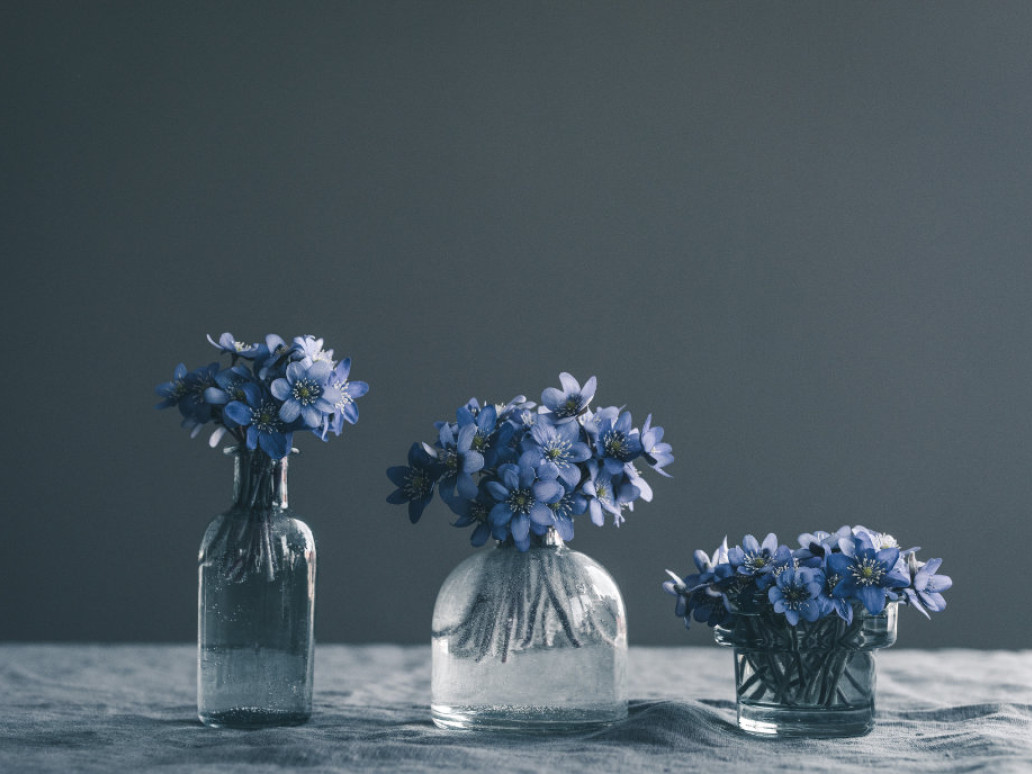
2, 644, 1030, 773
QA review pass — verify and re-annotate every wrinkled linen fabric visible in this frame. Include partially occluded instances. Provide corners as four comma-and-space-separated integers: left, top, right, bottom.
1, 645, 1030, 773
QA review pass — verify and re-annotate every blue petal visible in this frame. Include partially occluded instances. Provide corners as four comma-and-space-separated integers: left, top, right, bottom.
456, 472, 478, 500
470, 523, 491, 547
511, 514, 530, 542
279, 400, 301, 423
224, 401, 252, 426
489, 502, 512, 526
529, 503, 553, 526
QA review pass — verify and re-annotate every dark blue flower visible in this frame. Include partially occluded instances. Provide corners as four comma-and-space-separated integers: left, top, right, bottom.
448, 494, 494, 547
270, 360, 341, 429
902, 555, 952, 618
727, 533, 793, 590
224, 382, 294, 459
540, 372, 597, 422
386, 442, 442, 524
523, 414, 592, 488
815, 565, 855, 624
255, 334, 291, 378
155, 363, 189, 410
486, 456, 563, 551
826, 533, 910, 614
203, 365, 253, 409
768, 567, 824, 626
177, 362, 221, 431
663, 540, 733, 629
434, 421, 485, 502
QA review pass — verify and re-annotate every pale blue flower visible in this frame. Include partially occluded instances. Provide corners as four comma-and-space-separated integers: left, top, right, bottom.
270, 360, 341, 429
540, 372, 597, 422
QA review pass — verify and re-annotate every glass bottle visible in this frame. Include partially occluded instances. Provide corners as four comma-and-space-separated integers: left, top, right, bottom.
431, 529, 627, 732
197, 448, 316, 728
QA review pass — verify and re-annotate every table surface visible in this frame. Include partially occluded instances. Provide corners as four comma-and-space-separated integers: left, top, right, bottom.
2, 644, 1031, 773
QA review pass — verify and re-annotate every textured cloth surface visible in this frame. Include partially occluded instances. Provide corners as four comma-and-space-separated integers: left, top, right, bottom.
1, 644, 1030, 773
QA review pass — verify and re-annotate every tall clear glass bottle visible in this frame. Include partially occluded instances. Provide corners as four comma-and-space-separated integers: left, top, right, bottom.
198, 448, 316, 728
431, 530, 627, 732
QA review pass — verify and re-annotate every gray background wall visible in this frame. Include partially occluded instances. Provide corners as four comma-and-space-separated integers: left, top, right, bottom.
3, 2, 1029, 648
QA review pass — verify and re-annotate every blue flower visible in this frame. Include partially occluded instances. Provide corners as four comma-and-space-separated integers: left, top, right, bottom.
177, 362, 221, 431
224, 382, 294, 459
270, 360, 341, 429
794, 525, 853, 566
727, 533, 793, 590
322, 358, 369, 438
540, 372, 597, 422
826, 533, 910, 614
581, 461, 638, 527
293, 335, 334, 367
663, 540, 733, 629
524, 414, 592, 488
386, 442, 441, 524
161, 332, 365, 460
155, 363, 189, 410
768, 567, 824, 626
206, 332, 263, 359
434, 421, 485, 502
595, 410, 644, 475
203, 365, 253, 409
640, 413, 674, 477
255, 334, 291, 378
815, 565, 855, 624
449, 495, 494, 547
902, 555, 952, 618
543, 481, 587, 541
458, 403, 504, 467
486, 456, 563, 551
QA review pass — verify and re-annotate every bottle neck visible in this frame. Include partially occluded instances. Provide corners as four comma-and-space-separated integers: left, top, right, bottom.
230, 448, 289, 511
498, 527, 564, 550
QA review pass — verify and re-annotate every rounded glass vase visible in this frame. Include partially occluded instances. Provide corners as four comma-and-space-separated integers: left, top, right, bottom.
197, 448, 316, 729
431, 530, 628, 733
714, 603, 897, 738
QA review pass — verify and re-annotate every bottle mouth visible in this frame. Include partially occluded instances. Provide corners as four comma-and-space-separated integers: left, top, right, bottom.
223, 445, 300, 457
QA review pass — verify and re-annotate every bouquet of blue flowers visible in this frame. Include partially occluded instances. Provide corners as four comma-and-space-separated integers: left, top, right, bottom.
663, 526, 951, 629
664, 526, 951, 730
156, 332, 368, 459
386, 372, 674, 550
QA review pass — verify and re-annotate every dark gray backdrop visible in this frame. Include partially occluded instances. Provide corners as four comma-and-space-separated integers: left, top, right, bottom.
4, 2, 1029, 648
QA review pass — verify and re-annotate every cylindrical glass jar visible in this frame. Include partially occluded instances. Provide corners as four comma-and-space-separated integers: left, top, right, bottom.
197, 448, 316, 728
714, 603, 897, 737
430, 530, 627, 732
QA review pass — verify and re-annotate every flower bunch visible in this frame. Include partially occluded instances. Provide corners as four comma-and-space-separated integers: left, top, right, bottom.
386, 373, 673, 551
156, 333, 368, 459
664, 526, 951, 629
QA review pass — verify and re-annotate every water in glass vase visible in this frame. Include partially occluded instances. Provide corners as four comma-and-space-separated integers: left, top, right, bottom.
430, 532, 627, 732
197, 450, 316, 729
